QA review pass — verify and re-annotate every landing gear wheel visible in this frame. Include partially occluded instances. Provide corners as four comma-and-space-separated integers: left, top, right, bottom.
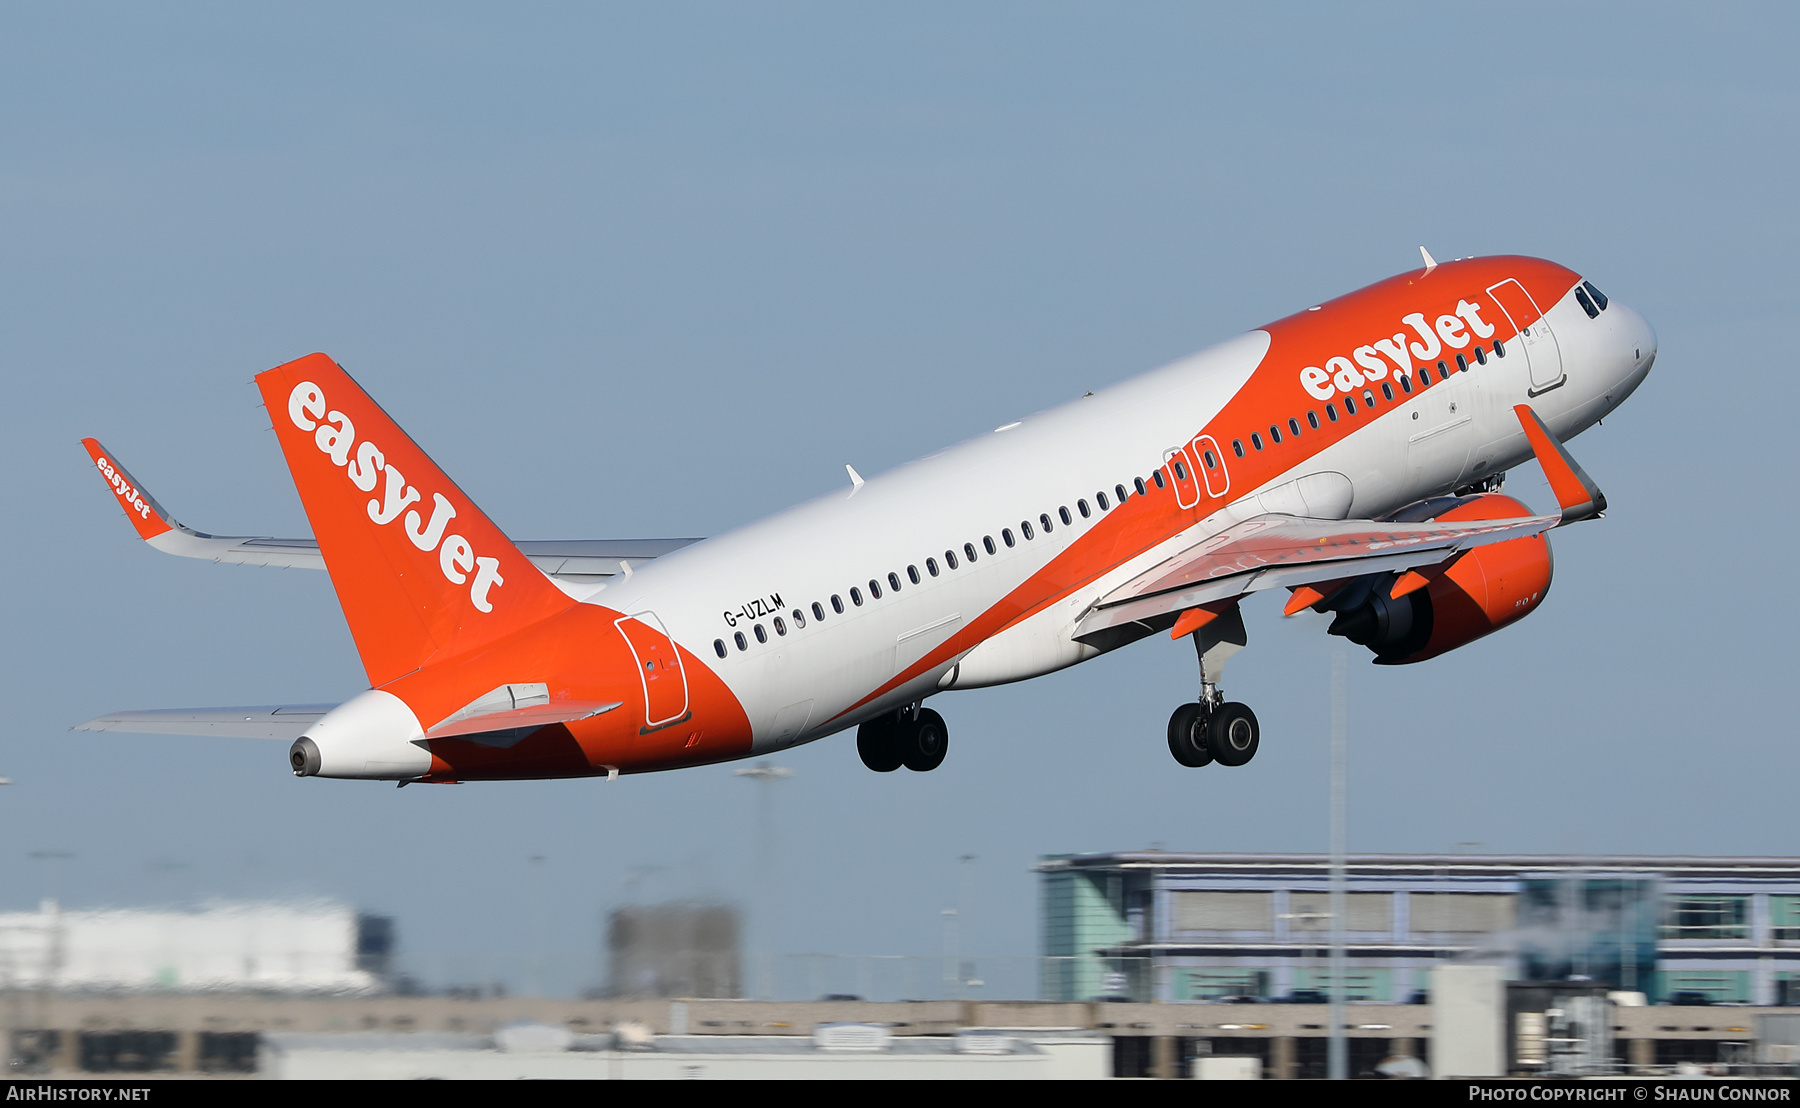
1208, 702, 1260, 767
857, 716, 903, 772
897, 708, 948, 772
1166, 703, 1213, 767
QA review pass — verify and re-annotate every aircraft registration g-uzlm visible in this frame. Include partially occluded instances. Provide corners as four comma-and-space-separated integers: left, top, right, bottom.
79, 251, 1654, 783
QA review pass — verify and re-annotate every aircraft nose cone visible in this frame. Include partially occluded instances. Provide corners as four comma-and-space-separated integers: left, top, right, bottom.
1623, 302, 1656, 373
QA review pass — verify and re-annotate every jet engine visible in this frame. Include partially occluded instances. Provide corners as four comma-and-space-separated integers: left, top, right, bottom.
1321, 493, 1554, 665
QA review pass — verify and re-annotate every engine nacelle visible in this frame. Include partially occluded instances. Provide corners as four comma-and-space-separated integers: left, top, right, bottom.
1325, 494, 1554, 665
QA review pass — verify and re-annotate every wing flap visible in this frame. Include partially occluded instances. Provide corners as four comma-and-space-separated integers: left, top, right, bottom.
75, 705, 334, 740
1074, 511, 1559, 641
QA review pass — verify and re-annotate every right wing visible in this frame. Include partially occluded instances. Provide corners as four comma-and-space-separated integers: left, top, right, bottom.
81, 438, 698, 581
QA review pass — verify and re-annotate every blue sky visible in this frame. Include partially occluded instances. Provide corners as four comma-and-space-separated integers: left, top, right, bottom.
2, 3, 1795, 997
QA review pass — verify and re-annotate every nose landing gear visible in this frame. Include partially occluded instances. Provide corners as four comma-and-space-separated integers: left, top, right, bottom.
1167, 604, 1260, 769
857, 704, 949, 773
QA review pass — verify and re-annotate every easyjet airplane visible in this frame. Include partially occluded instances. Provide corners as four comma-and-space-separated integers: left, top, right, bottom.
79, 251, 1654, 784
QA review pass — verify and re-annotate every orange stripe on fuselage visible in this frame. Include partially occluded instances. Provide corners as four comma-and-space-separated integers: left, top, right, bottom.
835, 256, 1581, 716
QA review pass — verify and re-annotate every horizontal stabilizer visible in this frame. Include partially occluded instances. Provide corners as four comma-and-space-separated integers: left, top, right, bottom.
75, 705, 335, 740
1075, 509, 1558, 642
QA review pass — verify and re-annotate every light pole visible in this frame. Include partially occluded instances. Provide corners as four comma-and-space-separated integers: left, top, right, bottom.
733, 762, 791, 1000
1329, 647, 1348, 1081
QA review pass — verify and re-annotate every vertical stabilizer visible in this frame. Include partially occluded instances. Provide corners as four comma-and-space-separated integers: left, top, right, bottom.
255, 354, 574, 686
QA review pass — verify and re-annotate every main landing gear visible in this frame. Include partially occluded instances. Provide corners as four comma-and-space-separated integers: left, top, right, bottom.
1167, 605, 1260, 769
857, 705, 948, 773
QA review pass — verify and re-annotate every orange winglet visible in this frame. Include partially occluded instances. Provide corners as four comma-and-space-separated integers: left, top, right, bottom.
1283, 586, 1328, 616
1170, 606, 1219, 640
1389, 570, 1431, 599
1514, 405, 1607, 524
81, 438, 173, 541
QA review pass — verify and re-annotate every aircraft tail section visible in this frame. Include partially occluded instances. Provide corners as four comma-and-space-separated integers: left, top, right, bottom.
255, 354, 575, 686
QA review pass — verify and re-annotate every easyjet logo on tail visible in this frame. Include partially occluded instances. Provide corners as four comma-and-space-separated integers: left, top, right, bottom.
287, 381, 505, 613
92, 455, 154, 522
1299, 300, 1497, 402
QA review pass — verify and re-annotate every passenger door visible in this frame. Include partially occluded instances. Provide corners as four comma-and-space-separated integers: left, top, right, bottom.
615, 612, 690, 728
1486, 279, 1565, 394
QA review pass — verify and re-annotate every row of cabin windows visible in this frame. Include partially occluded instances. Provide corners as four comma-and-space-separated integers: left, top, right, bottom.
1221, 339, 1507, 462
712, 475, 1164, 659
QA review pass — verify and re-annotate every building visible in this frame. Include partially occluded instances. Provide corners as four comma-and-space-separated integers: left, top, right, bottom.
0, 900, 392, 994
606, 902, 741, 999
1039, 852, 1800, 1006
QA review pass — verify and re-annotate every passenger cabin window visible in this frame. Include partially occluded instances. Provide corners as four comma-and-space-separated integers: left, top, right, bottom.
964, 543, 978, 563
869, 579, 882, 598
1232, 439, 1245, 457
735, 631, 748, 651
1474, 345, 1487, 365
792, 609, 805, 628
889, 571, 903, 591
1203, 450, 1217, 469
1456, 353, 1468, 372
1117, 483, 1130, 502
1437, 360, 1449, 380
1250, 433, 1264, 451
1307, 411, 1320, 429
849, 588, 862, 607
1097, 491, 1110, 510
1269, 425, 1281, 444
813, 601, 826, 621
1002, 529, 1015, 548
908, 564, 921, 584
1171, 459, 1187, 481
754, 623, 767, 643
1582, 280, 1609, 310
1152, 470, 1167, 489
1381, 382, 1394, 401
1060, 506, 1073, 525
1288, 418, 1301, 436
714, 639, 727, 658
1041, 513, 1055, 533
1363, 388, 1376, 408
926, 558, 939, 576
773, 616, 786, 636
1078, 499, 1091, 518
1495, 338, 1506, 357
945, 550, 958, 569
831, 594, 844, 614
1399, 374, 1412, 394
1326, 403, 1339, 422
983, 536, 996, 554
1021, 520, 1034, 540
1344, 395, 1357, 414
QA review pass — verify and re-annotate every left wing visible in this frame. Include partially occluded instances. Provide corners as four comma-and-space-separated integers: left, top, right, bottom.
1073, 403, 1604, 643
1073, 510, 1558, 643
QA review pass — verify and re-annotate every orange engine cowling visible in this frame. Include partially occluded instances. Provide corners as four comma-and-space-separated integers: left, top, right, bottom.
1325, 494, 1554, 665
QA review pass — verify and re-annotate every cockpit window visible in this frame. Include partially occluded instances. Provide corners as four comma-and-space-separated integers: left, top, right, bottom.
1582, 280, 1609, 311
1575, 288, 1599, 318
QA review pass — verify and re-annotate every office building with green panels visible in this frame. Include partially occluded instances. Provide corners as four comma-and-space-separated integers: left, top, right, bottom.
1037, 853, 1800, 1006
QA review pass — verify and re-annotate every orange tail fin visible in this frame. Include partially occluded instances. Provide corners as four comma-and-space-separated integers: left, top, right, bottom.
255, 354, 574, 686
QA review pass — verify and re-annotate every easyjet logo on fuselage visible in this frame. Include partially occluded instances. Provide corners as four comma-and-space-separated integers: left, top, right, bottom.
286, 381, 505, 613
1298, 298, 1498, 402
92, 456, 154, 521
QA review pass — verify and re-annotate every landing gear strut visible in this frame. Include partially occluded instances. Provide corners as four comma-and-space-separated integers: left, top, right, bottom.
857, 704, 948, 773
1167, 605, 1260, 768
